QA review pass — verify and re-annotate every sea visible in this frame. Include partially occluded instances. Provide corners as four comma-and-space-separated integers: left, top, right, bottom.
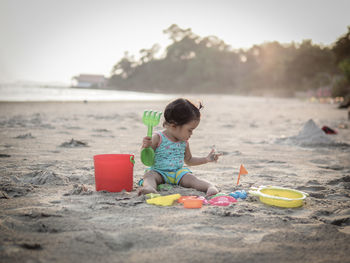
0, 84, 172, 102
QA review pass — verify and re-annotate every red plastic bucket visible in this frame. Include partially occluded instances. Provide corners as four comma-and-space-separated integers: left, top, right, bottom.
94, 154, 134, 192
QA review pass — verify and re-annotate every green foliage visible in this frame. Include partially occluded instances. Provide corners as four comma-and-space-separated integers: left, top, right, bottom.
287, 40, 336, 91
332, 77, 350, 97
339, 59, 350, 82
333, 26, 350, 63
332, 27, 350, 97
108, 24, 349, 97
110, 52, 136, 79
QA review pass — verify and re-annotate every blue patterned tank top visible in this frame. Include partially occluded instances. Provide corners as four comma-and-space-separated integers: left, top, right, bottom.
152, 131, 187, 171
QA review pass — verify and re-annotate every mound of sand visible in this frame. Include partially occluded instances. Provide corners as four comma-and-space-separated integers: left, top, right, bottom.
277, 119, 347, 147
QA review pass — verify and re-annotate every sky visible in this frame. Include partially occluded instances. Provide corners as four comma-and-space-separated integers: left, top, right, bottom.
0, 0, 349, 85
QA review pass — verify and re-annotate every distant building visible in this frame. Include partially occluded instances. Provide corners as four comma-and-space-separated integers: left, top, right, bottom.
71, 74, 107, 89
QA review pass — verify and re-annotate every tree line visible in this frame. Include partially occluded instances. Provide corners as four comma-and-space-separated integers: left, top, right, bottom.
109, 24, 350, 97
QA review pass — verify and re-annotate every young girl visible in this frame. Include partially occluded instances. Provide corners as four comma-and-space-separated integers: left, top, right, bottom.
138, 98, 221, 196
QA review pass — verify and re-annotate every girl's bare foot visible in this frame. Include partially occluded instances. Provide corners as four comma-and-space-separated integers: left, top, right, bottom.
137, 185, 158, 196
206, 186, 219, 197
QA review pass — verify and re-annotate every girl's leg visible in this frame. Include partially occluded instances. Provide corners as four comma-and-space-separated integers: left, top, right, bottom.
179, 173, 218, 196
137, 170, 164, 195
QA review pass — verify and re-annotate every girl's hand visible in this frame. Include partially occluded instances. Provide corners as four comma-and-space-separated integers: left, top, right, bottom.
142, 136, 152, 148
206, 148, 222, 163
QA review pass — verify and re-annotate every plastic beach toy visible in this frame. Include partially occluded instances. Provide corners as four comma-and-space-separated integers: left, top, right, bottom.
178, 196, 209, 204
177, 196, 204, 208
141, 110, 162, 166
145, 193, 161, 199
236, 164, 248, 185
184, 199, 203, 209
209, 196, 237, 206
94, 154, 134, 192
157, 184, 173, 191
208, 193, 228, 199
146, 194, 181, 206
249, 186, 308, 208
322, 126, 337, 134
178, 196, 198, 203
196, 196, 209, 205
229, 190, 247, 199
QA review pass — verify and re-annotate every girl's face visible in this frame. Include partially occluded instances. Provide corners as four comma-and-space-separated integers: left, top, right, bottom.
172, 119, 200, 141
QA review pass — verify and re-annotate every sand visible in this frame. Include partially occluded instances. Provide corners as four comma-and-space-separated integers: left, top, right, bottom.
0, 95, 349, 263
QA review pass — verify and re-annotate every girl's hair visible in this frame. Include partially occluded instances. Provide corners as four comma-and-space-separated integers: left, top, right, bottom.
163, 98, 203, 126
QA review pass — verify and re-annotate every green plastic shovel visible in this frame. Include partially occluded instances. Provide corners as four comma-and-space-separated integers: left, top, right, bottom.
141, 110, 162, 166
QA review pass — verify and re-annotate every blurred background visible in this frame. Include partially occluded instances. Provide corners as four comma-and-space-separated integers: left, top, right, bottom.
0, 0, 349, 100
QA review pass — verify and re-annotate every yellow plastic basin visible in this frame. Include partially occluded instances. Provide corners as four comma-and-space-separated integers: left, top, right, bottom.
249, 186, 308, 208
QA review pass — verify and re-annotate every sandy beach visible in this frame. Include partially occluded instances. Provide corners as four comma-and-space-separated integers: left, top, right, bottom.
0, 95, 349, 263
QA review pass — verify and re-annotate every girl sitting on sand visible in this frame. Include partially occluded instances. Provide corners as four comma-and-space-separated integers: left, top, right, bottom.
138, 98, 221, 196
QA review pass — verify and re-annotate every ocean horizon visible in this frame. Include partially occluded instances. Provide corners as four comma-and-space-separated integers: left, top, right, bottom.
0, 84, 173, 102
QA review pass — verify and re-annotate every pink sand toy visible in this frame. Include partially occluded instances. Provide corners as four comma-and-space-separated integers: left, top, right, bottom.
209, 196, 237, 206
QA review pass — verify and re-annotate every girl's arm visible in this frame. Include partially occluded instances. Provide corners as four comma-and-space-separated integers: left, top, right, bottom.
184, 143, 221, 166
141, 133, 160, 151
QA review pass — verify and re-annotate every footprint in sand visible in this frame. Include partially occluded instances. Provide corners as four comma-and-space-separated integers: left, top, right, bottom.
19, 243, 43, 250
327, 175, 350, 190
23, 170, 68, 185
87, 114, 120, 120
0, 177, 34, 198
219, 150, 241, 156
297, 185, 327, 199
318, 165, 345, 171
60, 139, 89, 148
307, 180, 321, 185
15, 133, 35, 139
259, 174, 275, 179
266, 160, 287, 164
327, 175, 350, 185
92, 128, 111, 133
329, 217, 350, 227
311, 209, 350, 227
297, 185, 326, 191
64, 125, 82, 130
221, 124, 235, 128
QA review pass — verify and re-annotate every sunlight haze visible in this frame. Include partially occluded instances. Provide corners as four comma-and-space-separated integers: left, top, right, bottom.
0, 0, 349, 84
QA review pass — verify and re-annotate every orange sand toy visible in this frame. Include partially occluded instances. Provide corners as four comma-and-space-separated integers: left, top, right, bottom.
146, 194, 181, 206
177, 196, 198, 204
183, 199, 203, 209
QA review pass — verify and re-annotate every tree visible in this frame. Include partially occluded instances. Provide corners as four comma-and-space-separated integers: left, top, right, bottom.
287, 40, 335, 91
332, 26, 350, 97
111, 52, 136, 79
163, 24, 196, 43
108, 24, 340, 96
139, 44, 160, 64
333, 26, 350, 63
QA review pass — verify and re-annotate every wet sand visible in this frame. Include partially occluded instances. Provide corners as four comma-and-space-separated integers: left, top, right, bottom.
0, 96, 349, 262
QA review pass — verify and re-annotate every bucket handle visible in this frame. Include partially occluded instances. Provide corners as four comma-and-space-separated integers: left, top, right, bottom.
248, 190, 261, 197
249, 187, 306, 201
130, 155, 135, 165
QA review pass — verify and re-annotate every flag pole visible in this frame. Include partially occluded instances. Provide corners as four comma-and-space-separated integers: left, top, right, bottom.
236, 173, 241, 185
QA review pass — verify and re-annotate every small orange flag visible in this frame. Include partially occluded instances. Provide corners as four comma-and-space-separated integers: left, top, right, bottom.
237, 164, 248, 185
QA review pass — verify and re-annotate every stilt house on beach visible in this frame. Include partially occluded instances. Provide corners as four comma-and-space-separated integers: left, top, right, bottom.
71, 74, 107, 89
